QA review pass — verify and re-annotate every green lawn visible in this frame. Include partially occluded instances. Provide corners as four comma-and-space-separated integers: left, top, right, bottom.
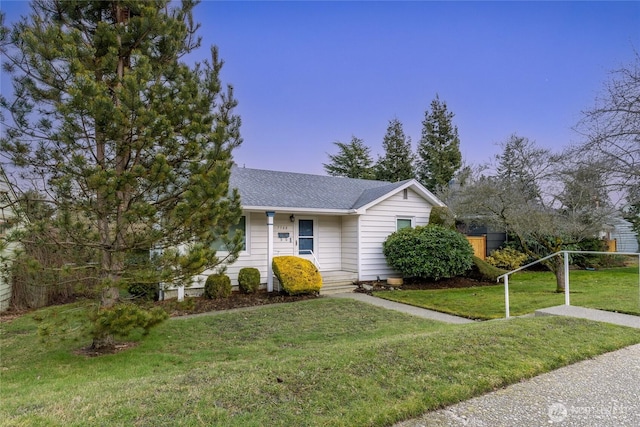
2, 297, 640, 426
374, 267, 640, 320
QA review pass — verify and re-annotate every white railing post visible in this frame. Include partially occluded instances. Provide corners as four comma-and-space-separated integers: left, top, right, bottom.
266, 211, 275, 292
308, 250, 321, 270
564, 251, 570, 306
504, 274, 510, 318
498, 250, 639, 317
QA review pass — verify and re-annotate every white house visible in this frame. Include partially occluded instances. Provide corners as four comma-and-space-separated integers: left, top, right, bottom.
165, 167, 445, 298
0, 168, 20, 312
603, 217, 639, 253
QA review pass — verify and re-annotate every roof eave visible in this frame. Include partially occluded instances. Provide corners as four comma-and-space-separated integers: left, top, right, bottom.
356, 179, 446, 212
241, 205, 357, 215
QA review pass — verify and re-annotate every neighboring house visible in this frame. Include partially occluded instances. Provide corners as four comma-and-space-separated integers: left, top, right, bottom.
602, 217, 639, 253
0, 168, 20, 312
164, 167, 445, 298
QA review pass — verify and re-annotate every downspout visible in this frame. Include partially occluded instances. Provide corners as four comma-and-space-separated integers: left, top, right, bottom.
266, 211, 275, 292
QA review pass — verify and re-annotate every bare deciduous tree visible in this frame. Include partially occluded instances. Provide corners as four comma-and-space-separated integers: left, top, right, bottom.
573, 52, 640, 191
446, 137, 612, 291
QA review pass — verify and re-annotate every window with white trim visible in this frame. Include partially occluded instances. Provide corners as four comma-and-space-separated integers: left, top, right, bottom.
396, 218, 413, 231
212, 215, 248, 252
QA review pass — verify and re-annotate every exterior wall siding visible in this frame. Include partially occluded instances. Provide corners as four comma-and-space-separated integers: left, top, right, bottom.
316, 216, 342, 270
341, 215, 358, 272
186, 211, 269, 295
359, 188, 433, 281
610, 219, 639, 253
179, 212, 348, 297
0, 179, 17, 312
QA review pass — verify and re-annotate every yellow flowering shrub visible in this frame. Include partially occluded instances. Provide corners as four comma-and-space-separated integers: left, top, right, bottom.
486, 247, 528, 270
272, 256, 322, 295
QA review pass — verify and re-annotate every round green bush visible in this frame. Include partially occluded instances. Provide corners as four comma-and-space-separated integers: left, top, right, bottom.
238, 267, 261, 294
383, 225, 474, 280
204, 274, 232, 299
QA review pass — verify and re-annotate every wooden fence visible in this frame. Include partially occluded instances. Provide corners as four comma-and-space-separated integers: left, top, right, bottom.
466, 235, 487, 260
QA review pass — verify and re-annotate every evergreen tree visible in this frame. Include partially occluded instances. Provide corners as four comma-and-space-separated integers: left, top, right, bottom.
416, 95, 462, 191
323, 137, 375, 179
374, 118, 415, 182
495, 135, 545, 201
1, 1, 242, 348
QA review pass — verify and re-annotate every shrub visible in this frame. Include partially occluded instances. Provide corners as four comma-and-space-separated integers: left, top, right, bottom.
272, 256, 322, 295
127, 282, 158, 301
486, 247, 528, 270
570, 238, 609, 268
90, 303, 168, 342
204, 274, 232, 299
383, 225, 474, 280
238, 267, 261, 294
465, 256, 507, 282
428, 207, 456, 229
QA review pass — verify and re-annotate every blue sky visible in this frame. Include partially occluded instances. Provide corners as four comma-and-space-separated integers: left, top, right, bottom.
2, 1, 639, 176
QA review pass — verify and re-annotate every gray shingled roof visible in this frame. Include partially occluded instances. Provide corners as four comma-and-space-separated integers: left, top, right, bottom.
229, 167, 411, 211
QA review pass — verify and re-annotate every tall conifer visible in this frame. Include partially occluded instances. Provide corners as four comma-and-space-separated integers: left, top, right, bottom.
1, 1, 242, 348
323, 137, 375, 179
416, 95, 462, 191
374, 119, 415, 182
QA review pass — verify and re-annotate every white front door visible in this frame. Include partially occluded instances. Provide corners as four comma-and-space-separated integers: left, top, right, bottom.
296, 218, 317, 264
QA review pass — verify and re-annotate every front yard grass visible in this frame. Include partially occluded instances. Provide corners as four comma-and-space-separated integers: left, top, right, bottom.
2, 297, 640, 426
374, 267, 640, 320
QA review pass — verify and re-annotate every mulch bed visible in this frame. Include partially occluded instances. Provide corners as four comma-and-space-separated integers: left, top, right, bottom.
154, 290, 321, 317
355, 276, 497, 293
0, 279, 495, 322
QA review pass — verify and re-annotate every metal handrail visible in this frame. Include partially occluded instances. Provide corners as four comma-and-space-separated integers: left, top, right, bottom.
275, 249, 322, 270
305, 250, 321, 270
496, 252, 561, 281
498, 250, 640, 318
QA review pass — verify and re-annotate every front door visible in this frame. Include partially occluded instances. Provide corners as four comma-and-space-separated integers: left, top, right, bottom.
297, 218, 317, 264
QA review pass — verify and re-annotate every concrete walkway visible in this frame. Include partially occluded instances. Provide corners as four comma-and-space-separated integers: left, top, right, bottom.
328, 292, 474, 324
329, 293, 640, 427
535, 305, 640, 328
393, 343, 640, 427
330, 293, 640, 329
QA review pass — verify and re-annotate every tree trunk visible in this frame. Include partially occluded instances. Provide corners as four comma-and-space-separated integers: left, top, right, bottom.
553, 256, 565, 293
90, 331, 115, 351
100, 285, 120, 309
91, 4, 130, 352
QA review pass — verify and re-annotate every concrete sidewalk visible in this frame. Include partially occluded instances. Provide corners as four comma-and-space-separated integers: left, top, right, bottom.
535, 305, 640, 329
327, 292, 474, 324
393, 343, 640, 427
330, 293, 640, 329
331, 293, 640, 426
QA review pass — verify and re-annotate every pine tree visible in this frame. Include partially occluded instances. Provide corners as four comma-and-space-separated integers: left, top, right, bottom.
495, 135, 544, 201
374, 119, 415, 182
1, 0, 242, 348
416, 95, 462, 191
323, 137, 375, 179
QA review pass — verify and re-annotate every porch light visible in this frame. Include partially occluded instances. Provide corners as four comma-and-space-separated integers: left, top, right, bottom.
289, 214, 295, 222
